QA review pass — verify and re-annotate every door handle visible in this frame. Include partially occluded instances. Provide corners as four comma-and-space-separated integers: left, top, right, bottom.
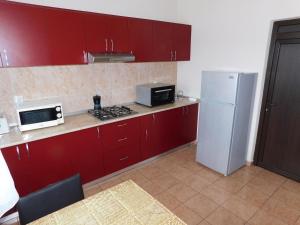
118, 137, 128, 142
110, 39, 114, 52
117, 123, 127, 127
25, 143, 30, 159
154, 89, 173, 93
105, 39, 108, 52
174, 50, 177, 61
265, 102, 277, 112
120, 156, 129, 161
145, 129, 148, 141
3, 49, 9, 66
16, 146, 21, 161
0, 53, 3, 67
170, 50, 173, 61
97, 127, 100, 139
152, 114, 156, 122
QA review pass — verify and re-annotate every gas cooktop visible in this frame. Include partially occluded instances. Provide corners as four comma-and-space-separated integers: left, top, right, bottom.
88, 105, 138, 121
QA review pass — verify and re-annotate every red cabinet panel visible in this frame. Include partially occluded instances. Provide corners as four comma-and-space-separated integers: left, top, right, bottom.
0, 1, 86, 67
172, 24, 191, 61
140, 114, 159, 160
85, 13, 129, 54
101, 118, 141, 174
0, 2, 51, 67
152, 21, 173, 61
184, 104, 199, 143
43, 8, 86, 65
128, 18, 153, 62
63, 127, 103, 184
1, 146, 32, 196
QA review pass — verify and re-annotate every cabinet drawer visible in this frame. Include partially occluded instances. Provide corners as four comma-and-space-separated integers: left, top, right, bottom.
103, 144, 140, 174
101, 118, 140, 150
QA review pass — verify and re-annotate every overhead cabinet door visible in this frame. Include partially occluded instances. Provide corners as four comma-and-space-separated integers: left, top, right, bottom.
0, 2, 50, 67
128, 18, 153, 62
172, 24, 191, 61
85, 14, 129, 54
153, 21, 173, 61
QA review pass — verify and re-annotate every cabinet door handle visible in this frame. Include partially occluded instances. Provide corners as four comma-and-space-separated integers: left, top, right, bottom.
3, 49, 8, 66
152, 114, 156, 122
145, 129, 148, 141
105, 39, 108, 52
25, 143, 30, 159
174, 50, 177, 61
117, 123, 127, 127
182, 107, 185, 115
110, 39, 114, 52
120, 156, 129, 161
170, 50, 173, 61
97, 127, 100, 139
0, 53, 3, 67
16, 146, 21, 161
118, 137, 128, 142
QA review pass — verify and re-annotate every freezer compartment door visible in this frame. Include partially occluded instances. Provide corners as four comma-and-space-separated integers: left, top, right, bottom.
196, 101, 235, 175
201, 71, 238, 104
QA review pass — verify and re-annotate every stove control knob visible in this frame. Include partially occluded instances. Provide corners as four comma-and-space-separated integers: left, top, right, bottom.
56, 106, 61, 112
57, 113, 62, 118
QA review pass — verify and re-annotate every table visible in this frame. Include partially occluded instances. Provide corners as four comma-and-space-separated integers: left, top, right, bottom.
29, 180, 186, 225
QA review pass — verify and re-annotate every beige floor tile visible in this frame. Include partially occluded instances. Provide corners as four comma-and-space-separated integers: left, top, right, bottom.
167, 183, 198, 203
247, 177, 281, 196
155, 191, 182, 210
99, 177, 123, 190
151, 157, 178, 172
196, 167, 222, 183
84, 185, 103, 198
282, 180, 300, 196
272, 188, 300, 212
119, 169, 149, 186
184, 193, 219, 218
296, 217, 300, 225
199, 221, 211, 225
229, 168, 255, 185
214, 177, 245, 194
262, 198, 300, 225
236, 185, 270, 207
222, 196, 259, 221
168, 165, 194, 181
200, 185, 233, 205
257, 169, 287, 185
248, 211, 288, 225
138, 180, 165, 196
151, 173, 180, 190
238, 165, 264, 176
138, 164, 163, 179
183, 174, 211, 192
180, 161, 205, 173
173, 205, 204, 225
206, 207, 245, 225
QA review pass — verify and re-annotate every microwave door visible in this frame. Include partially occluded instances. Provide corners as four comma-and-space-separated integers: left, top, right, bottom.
151, 88, 175, 106
19, 108, 58, 125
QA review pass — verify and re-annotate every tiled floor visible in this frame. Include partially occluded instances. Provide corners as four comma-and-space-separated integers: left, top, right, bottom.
5, 144, 300, 225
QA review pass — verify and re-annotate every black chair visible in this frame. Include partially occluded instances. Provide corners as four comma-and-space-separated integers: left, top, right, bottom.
17, 174, 84, 225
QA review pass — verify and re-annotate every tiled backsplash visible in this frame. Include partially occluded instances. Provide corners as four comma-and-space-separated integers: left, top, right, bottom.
0, 62, 177, 124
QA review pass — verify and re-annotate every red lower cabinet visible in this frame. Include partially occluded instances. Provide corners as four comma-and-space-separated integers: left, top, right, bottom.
1, 104, 198, 197
101, 118, 141, 175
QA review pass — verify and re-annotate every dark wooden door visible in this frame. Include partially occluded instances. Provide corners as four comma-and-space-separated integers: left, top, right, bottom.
255, 19, 300, 181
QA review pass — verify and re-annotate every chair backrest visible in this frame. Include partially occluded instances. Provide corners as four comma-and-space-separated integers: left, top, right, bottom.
17, 174, 84, 225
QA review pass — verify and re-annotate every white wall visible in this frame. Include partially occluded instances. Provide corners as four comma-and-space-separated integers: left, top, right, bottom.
9, 0, 178, 22
177, 0, 300, 161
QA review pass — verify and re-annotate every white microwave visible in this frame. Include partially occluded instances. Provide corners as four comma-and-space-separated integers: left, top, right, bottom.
17, 100, 64, 132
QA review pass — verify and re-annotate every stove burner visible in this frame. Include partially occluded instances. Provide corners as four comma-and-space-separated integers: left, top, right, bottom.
88, 105, 137, 121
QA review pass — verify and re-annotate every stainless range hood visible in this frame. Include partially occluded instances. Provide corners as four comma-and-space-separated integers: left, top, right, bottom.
88, 52, 135, 63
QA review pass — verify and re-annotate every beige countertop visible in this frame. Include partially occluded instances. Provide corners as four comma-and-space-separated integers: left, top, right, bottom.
0, 98, 199, 149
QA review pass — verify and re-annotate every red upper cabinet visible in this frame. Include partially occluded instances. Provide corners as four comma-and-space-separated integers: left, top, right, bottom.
128, 18, 153, 62
153, 21, 191, 62
85, 13, 129, 54
172, 24, 191, 61
0, 1, 51, 67
43, 8, 87, 65
0, 1, 86, 67
152, 21, 173, 61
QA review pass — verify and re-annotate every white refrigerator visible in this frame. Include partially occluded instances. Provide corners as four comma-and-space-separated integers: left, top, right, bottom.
196, 71, 257, 176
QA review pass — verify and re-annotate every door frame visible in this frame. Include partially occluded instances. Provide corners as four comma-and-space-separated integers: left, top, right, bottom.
254, 18, 300, 180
